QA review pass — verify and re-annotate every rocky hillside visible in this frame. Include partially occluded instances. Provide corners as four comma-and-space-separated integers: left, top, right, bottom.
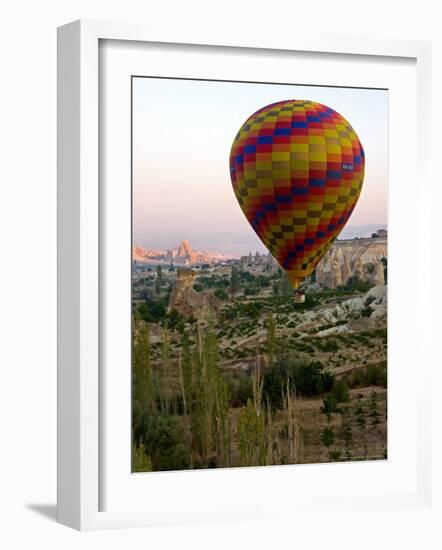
133, 240, 235, 265
315, 238, 387, 289
299, 285, 387, 336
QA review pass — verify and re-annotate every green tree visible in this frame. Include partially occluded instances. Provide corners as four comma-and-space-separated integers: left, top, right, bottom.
230, 265, 240, 299
237, 399, 266, 466
132, 442, 153, 472
244, 286, 259, 296
321, 427, 335, 448
361, 305, 373, 317
161, 326, 171, 414
296, 362, 334, 397
329, 450, 341, 461
333, 379, 350, 403
282, 382, 303, 464
266, 315, 276, 364
166, 307, 185, 332
242, 301, 262, 319
321, 369, 336, 392
323, 340, 339, 356
214, 288, 228, 301
272, 281, 280, 296
355, 400, 366, 429
189, 325, 231, 468
320, 394, 340, 423
204, 325, 231, 467
155, 264, 163, 294
139, 414, 190, 471
263, 356, 334, 409
340, 409, 353, 459
133, 322, 155, 437
280, 271, 293, 296
369, 391, 380, 427
179, 333, 192, 415
137, 297, 167, 323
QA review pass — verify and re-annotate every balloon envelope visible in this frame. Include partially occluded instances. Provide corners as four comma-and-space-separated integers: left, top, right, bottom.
229, 100, 365, 289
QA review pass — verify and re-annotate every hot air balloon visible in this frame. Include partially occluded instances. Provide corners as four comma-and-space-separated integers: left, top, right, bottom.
229, 100, 365, 301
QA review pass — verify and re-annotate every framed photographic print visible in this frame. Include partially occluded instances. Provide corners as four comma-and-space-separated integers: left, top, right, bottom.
57, 20, 432, 530
131, 77, 387, 473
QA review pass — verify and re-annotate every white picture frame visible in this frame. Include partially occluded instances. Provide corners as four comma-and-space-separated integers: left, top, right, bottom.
57, 19, 433, 531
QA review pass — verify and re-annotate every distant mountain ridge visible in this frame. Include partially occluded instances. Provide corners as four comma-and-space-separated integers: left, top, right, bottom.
133, 240, 236, 265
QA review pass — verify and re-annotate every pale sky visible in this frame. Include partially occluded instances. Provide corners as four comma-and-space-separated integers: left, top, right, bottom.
133, 77, 388, 255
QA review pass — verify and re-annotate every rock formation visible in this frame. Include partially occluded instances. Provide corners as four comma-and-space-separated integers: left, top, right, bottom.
169, 268, 221, 320
176, 239, 193, 259
133, 240, 235, 265
315, 238, 387, 289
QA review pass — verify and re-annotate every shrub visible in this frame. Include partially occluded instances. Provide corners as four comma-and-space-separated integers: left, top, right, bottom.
214, 288, 228, 301
256, 275, 270, 288
322, 340, 339, 353
132, 442, 153, 472
136, 414, 190, 471
344, 276, 373, 293
361, 305, 374, 317
244, 286, 259, 296
138, 297, 167, 323
329, 450, 341, 461
239, 271, 255, 283
242, 301, 262, 319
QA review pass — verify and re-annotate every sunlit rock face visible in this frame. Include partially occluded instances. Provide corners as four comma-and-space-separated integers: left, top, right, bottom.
169, 268, 220, 320
133, 240, 235, 266
315, 239, 387, 289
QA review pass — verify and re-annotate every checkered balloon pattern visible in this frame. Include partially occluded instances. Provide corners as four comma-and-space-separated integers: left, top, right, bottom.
229, 100, 365, 289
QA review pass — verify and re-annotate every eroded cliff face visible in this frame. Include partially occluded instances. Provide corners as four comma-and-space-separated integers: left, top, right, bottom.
315, 239, 387, 289
169, 268, 220, 319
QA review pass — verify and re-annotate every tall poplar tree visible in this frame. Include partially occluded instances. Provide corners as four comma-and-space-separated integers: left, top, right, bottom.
133, 322, 155, 439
